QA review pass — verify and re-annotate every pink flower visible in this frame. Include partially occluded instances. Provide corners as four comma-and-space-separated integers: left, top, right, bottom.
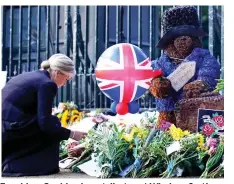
206, 137, 217, 147
208, 146, 217, 155
202, 124, 215, 136
212, 115, 224, 127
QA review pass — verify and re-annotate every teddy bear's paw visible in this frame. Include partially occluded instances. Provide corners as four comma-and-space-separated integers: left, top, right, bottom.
149, 77, 172, 98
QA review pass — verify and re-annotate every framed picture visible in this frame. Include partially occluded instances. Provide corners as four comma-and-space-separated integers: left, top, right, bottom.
197, 108, 224, 137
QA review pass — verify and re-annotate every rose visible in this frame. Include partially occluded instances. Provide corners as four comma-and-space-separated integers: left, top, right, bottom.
66, 141, 83, 157
202, 124, 215, 135
212, 115, 224, 127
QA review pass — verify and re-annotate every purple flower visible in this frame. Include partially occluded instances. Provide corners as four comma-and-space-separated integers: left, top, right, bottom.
159, 120, 172, 131
92, 114, 108, 123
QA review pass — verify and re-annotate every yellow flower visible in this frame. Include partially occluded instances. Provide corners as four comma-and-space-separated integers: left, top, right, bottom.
169, 124, 190, 141
169, 125, 184, 140
61, 110, 69, 128
70, 114, 82, 123
72, 109, 80, 115
196, 133, 207, 151
122, 128, 136, 142
57, 113, 62, 119
132, 127, 148, 140
183, 130, 190, 136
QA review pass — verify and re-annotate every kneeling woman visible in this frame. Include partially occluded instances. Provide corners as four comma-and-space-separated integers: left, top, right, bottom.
2, 54, 86, 176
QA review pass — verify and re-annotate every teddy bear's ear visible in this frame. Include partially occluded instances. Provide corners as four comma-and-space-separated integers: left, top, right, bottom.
157, 6, 207, 50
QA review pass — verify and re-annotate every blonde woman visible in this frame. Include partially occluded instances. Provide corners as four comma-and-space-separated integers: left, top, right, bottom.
2, 54, 86, 176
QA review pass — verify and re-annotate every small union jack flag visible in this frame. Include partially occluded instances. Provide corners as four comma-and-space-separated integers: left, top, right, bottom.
95, 43, 162, 103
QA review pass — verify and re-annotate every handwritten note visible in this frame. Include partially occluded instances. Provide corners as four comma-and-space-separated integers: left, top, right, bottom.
167, 61, 196, 91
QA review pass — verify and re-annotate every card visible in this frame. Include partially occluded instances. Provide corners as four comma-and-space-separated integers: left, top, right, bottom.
166, 141, 181, 155
197, 108, 224, 137
59, 157, 79, 169
78, 157, 101, 177
167, 61, 196, 91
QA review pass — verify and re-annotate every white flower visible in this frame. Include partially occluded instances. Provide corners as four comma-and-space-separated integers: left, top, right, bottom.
58, 103, 66, 112
52, 107, 62, 114
69, 101, 76, 108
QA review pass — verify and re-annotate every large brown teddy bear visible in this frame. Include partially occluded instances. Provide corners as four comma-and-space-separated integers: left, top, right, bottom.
149, 6, 221, 129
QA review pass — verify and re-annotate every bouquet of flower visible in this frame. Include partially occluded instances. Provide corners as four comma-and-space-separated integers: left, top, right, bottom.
59, 110, 224, 178
53, 102, 85, 127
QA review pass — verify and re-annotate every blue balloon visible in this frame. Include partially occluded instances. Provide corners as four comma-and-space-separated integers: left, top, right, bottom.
110, 101, 117, 113
128, 101, 140, 114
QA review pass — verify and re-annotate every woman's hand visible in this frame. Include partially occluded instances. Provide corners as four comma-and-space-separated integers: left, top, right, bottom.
69, 130, 87, 141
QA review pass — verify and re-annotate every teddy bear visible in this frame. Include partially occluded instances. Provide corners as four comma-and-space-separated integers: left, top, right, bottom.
149, 6, 221, 129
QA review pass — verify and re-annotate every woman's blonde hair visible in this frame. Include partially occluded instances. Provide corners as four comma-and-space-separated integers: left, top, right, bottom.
40, 53, 76, 78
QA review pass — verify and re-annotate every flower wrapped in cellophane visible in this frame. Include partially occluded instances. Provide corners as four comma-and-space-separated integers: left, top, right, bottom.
53, 101, 85, 128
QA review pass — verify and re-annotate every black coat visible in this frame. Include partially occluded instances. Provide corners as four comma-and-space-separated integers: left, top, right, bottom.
2, 70, 71, 176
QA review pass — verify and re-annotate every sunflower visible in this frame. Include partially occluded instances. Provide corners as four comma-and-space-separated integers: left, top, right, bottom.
70, 114, 82, 123
57, 113, 62, 119
61, 110, 69, 128
71, 109, 80, 115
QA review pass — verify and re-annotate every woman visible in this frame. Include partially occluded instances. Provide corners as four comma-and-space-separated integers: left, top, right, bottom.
2, 54, 86, 176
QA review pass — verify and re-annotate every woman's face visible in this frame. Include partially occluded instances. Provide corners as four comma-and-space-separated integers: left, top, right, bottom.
53, 71, 70, 87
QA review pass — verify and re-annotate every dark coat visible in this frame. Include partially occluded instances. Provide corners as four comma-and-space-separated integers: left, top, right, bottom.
2, 70, 71, 176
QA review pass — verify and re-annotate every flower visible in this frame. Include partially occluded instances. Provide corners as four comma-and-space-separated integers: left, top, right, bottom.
212, 115, 224, 127
61, 110, 69, 127
132, 127, 148, 139
206, 137, 217, 148
202, 124, 215, 135
208, 146, 217, 155
70, 115, 82, 123
92, 114, 108, 124
196, 133, 208, 151
183, 130, 190, 136
72, 109, 81, 115
57, 113, 62, 119
58, 103, 66, 112
168, 124, 191, 141
54, 102, 85, 127
158, 120, 172, 131
122, 129, 136, 142
122, 126, 147, 142
119, 122, 126, 127
169, 124, 185, 141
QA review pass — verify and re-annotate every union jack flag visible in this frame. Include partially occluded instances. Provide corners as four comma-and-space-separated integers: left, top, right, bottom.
95, 43, 162, 103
